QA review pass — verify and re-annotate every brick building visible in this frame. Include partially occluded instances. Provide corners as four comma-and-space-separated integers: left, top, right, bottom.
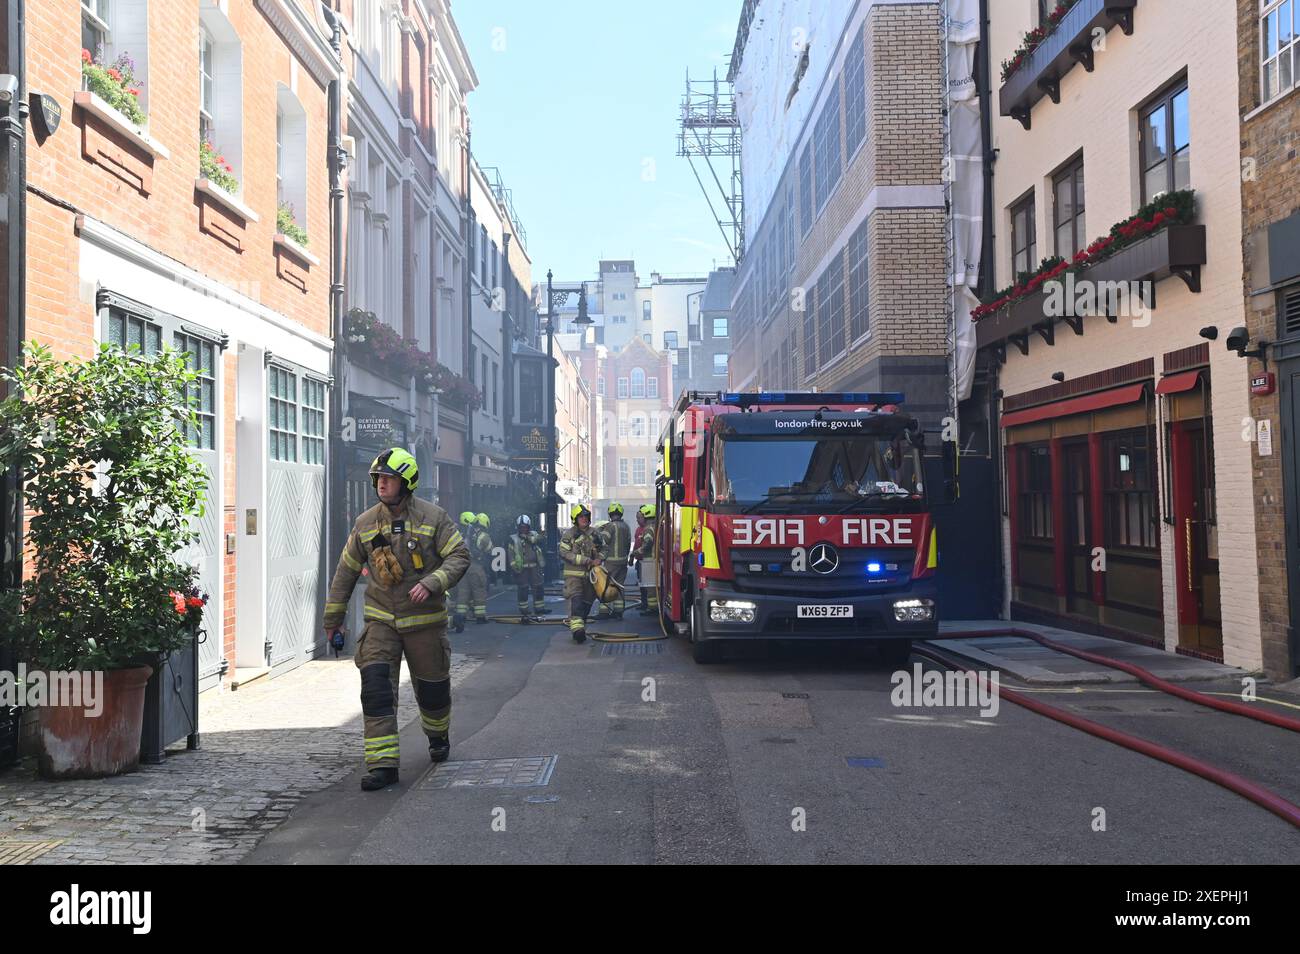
18, 0, 342, 687
978, 0, 1264, 670
726, 1, 949, 431
1238, 0, 1300, 678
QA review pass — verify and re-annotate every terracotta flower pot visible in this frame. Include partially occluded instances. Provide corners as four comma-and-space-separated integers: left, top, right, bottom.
36, 665, 153, 779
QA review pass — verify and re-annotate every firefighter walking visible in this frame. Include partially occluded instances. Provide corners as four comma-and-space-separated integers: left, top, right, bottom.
508, 514, 546, 620
559, 503, 605, 643
596, 502, 632, 617
452, 510, 489, 630
630, 504, 659, 616
322, 448, 471, 792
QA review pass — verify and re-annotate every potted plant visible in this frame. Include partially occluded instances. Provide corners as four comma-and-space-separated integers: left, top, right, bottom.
199, 138, 239, 194
0, 343, 209, 778
277, 202, 309, 247
81, 48, 146, 126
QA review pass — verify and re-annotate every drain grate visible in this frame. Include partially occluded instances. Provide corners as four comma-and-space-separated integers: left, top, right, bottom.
599, 641, 665, 657
421, 755, 557, 790
782, 692, 810, 700
0, 839, 63, 865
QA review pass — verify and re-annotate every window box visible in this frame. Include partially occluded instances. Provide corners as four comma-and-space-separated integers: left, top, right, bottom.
1000, 0, 1138, 131
977, 224, 1206, 352
73, 90, 170, 160
274, 232, 320, 268
195, 178, 259, 223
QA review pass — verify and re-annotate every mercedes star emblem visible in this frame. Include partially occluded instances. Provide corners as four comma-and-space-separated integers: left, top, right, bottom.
810, 543, 839, 575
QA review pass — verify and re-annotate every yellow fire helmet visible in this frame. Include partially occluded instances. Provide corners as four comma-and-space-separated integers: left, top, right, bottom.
370, 448, 418, 493
570, 503, 591, 523
590, 563, 623, 603
608, 502, 624, 518
476, 513, 490, 528
638, 504, 656, 519
460, 511, 476, 525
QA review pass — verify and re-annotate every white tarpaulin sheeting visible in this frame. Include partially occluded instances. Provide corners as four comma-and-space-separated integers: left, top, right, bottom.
946, 0, 983, 403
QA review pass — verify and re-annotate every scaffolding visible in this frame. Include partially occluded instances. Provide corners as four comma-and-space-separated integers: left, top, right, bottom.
677, 68, 744, 264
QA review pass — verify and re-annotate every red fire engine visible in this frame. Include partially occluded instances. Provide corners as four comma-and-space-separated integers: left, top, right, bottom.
655, 391, 938, 663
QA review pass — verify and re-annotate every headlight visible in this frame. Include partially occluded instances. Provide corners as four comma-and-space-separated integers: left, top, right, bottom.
893, 598, 934, 622
710, 599, 756, 623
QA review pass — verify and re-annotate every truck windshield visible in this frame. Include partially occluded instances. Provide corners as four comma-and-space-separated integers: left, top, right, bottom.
710, 435, 927, 513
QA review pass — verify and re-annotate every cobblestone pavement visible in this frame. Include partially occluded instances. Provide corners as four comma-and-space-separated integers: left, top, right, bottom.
0, 653, 482, 865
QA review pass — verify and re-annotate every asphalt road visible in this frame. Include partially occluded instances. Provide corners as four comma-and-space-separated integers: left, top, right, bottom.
245, 592, 1300, 865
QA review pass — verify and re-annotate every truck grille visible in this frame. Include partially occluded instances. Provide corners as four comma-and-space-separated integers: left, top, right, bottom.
728, 548, 913, 597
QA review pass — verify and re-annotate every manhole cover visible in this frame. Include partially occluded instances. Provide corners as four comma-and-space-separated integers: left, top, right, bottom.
782, 692, 810, 699
0, 839, 63, 865
421, 755, 557, 790
599, 641, 665, 656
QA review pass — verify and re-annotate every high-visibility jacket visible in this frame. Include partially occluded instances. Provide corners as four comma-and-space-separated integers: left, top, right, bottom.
508, 531, 545, 571
633, 521, 656, 561
559, 524, 604, 577
597, 518, 632, 560
323, 495, 471, 632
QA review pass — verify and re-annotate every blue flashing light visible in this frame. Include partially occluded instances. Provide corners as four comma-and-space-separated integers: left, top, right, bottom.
867, 562, 883, 574
719, 391, 906, 407
768, 563, 782, 573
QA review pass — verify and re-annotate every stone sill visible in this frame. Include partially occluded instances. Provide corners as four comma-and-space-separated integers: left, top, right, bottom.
195, 178, 260, 223
273, 233, 320, 267
73, 91, 170, 160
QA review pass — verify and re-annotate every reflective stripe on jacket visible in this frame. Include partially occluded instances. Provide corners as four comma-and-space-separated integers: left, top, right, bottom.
559, 525, 604, 578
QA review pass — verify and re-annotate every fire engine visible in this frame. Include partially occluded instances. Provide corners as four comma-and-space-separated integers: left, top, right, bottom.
655, 391, 938, 663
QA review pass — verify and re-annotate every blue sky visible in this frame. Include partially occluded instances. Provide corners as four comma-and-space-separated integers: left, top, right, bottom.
452, 0, 741, 283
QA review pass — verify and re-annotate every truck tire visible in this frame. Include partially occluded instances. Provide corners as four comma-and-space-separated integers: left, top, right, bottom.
690, 598, 720, 663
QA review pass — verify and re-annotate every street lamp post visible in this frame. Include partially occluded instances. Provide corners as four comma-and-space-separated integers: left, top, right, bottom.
544, 271, 590, 580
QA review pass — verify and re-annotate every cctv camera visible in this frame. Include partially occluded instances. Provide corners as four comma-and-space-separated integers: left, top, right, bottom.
1051, 371, 1066, 383
0, 74, 17, 104
1199, 326, 1218, 340
1226, 326, 1250, 354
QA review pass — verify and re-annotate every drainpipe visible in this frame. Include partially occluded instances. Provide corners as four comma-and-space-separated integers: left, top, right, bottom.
462, 120, 474, 512
324, 5, 347, 578
977, 0, 1006, 615
1, 0, 26, 592
502, 231, 513, 502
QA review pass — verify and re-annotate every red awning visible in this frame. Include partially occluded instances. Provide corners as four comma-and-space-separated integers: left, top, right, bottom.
1001, 383, 1147, 428
1155, 370, 1203, 395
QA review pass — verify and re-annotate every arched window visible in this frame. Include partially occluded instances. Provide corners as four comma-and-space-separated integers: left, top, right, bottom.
630, 367, 645, 398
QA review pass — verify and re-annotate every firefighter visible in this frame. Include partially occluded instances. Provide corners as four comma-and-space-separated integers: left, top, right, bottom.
453, 511, 490, 627
558, 503, 605, 643
322, 448, 470, 791
596, 502, 632, 618
631, 504, 659, 616
508, 514, 546, 621
476, 512, 496, 586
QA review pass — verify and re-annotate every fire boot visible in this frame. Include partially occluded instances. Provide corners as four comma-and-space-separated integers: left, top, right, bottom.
429, 735, 450, 763
360, 767, 399, 791
452, 613, 465, 633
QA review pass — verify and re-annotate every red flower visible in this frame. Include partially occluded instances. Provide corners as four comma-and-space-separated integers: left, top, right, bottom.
107, 67, 121, 81
1164, 206, 1177, 217
186, 596, 204, 609
81, 49, 92, 64
171, 591, 187, 616
128, 88, 140, 97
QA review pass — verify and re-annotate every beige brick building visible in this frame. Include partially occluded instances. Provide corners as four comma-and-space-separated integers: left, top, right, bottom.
728, 1, 949, 429
18, 0, 342, 687
1238, 0, 1300, 679
979, 0, 1267, 671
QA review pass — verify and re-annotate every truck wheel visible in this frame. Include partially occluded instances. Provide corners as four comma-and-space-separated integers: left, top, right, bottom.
690, 599, 720, 663
877, 639, 913, 667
